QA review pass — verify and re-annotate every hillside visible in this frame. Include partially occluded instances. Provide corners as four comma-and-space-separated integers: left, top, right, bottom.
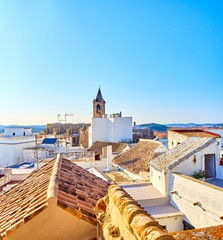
139, 123, 169, 132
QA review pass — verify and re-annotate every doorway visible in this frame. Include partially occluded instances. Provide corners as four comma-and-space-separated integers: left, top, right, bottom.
205, 154, 216, 178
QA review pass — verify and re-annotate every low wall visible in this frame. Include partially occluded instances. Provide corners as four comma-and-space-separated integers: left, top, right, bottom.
169, 173, 223, 228
96, 184, 174, 240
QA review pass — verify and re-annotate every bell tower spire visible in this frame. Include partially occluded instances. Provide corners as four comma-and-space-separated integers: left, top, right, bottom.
93, 87, 106, 118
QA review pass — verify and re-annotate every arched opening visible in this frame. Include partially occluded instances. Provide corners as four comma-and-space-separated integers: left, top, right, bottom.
97, 104, 101, 113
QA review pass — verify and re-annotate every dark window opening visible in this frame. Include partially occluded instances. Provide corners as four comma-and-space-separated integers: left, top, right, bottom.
97, 104, 101, 113
13, 132, 15, 136
23, 132, 25, 136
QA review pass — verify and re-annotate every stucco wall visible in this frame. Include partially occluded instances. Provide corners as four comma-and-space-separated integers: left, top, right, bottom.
156, 216, 184, 233
89, 117, 132, 146
23, 148, 46, 163
150, 167, 167, 196
168, 131, 188, 149
169, 173, 223, 228
151, 141, 220, 196
8, 202, 96, 240
172, 141, 220, 177
0, 140, 35, 167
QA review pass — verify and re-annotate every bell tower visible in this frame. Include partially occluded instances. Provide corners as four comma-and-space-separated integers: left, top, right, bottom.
93, 88, 106, 118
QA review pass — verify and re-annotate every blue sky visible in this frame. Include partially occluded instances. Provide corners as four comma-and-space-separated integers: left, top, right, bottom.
0, 0, 222, 125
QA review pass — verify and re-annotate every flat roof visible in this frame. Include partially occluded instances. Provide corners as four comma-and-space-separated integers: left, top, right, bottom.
121, 183, 164, 201
144, 204, 183, 219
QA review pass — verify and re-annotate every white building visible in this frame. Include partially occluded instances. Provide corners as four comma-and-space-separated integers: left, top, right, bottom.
149, 137, 223, 230
88, 88, 133, 147
0, 128, 35, 167
89, 115, 132, 147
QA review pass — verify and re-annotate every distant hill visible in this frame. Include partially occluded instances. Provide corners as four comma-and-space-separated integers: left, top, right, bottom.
139, 123, 169, 132
165, 123, 223, 129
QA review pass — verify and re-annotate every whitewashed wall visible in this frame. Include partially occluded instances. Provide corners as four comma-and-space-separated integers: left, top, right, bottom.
0, 138, 35, 167
4, 128, 32, 137
169, 173, 223, 228
156, 215, 184, 233
89, 117, 132, 147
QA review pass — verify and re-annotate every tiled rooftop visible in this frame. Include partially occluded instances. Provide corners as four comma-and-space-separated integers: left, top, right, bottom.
113, 139, 167, 174
0, 154, 109, 238
149, 137, 216, 172
89, 141, 128, 155
169, 129, 221, 138
171, 224, 223, 239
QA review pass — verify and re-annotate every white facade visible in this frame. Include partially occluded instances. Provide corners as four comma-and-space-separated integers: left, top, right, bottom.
150, 140, 221, 196
169, 173, 223, 228
208, 129, 223, 157
4, 128, 32, 137
89, 116, 132, 147
0, 128, 35, 167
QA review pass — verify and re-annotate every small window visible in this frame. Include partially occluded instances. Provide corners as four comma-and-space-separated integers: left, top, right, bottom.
159, 175, 161, 181
13, 132, 15, 136
23, 132, 25, 136
97, 104, 101, 113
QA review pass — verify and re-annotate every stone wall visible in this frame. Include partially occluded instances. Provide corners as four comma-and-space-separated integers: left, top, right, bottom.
133, 128, 155, 143
79, 126, 89, 148
167, 130, 188, 149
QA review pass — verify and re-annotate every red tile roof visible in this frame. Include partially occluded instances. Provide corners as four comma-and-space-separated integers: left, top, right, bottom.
113, 139, 166, 174
171, 224, 223, 239
169, 129, 221, 138
0, 154, 109, 238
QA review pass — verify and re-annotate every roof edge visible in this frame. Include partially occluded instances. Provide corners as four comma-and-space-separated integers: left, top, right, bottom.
167, 138, 216, 171
47, 153, 62, 204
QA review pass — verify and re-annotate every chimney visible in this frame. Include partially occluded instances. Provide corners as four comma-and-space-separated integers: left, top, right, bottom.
107, 145, 112, 171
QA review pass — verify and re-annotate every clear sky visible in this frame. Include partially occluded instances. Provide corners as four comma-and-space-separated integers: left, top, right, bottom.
0, 0, 222, 125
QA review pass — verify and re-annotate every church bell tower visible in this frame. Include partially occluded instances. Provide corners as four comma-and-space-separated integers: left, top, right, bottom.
93, 88, 106, 118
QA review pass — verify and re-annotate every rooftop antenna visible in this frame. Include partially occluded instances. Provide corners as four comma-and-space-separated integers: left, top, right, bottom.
64, 113, 73, 124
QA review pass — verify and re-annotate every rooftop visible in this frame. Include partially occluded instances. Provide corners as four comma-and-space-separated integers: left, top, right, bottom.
113, 139, 167, 174
169, 129, 221, 138
149, 137, 216, 172
0, 155, 109, 238
96, 184, 174, 240
171, 224, 223, 239
89, 141, 128, 155
121, 182, 169, 208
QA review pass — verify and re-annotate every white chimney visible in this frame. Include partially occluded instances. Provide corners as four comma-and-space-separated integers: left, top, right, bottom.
107, 145, 112, 171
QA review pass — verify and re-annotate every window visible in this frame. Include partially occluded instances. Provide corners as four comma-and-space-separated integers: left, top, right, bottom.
23, 132, 25, 136
13, 132, 15, 136
97, 104, 101, 113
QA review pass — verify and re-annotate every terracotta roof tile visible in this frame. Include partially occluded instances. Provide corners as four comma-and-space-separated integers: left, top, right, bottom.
169, 129, 221, 138
149, 137, 216, 172
96, 184, 174, 240
171, 224, 223, 239
89, 141, 128, 155
113, 140, 167, 174
0, 154, 109, 238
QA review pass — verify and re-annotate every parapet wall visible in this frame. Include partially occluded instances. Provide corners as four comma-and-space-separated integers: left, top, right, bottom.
95, 184, 174, 240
